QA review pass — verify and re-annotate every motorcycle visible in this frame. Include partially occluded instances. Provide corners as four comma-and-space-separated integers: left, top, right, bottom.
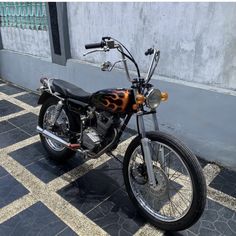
37, 37, 206, 231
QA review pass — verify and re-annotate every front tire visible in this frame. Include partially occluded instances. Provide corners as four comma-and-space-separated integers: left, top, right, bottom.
38, 97, 77, 162
123, 131, 206, 231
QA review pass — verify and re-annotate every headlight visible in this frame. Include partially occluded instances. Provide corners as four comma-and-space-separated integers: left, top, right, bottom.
145, 88, 162, 109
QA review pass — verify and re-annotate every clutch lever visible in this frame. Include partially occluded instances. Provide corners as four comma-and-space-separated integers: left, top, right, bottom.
83, 47, 109, 56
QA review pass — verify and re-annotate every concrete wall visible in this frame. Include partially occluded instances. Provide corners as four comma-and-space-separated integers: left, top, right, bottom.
0, 27, 50, 58
67, 2, 236, 90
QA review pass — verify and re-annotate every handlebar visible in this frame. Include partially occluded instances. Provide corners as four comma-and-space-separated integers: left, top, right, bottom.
83, 37, 159, 83
85, 41, 106, 49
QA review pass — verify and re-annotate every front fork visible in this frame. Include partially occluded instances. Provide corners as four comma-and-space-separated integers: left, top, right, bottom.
137, 111, 165, 187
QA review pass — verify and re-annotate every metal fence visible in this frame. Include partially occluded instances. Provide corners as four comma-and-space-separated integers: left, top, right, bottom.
0, 2, 47, 30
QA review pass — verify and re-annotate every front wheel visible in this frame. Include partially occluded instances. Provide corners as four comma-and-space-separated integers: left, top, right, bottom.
123, 131, 206, 231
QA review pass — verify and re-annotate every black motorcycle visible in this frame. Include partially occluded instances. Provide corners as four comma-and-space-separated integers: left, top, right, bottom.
37, 37, 206, 231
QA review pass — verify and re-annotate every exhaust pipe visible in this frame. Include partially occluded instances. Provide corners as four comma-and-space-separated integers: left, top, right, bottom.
36, 126, 80, 150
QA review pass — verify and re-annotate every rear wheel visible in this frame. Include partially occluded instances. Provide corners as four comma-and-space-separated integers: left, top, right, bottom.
38, 97, 77, 162
123, 131, 206, 231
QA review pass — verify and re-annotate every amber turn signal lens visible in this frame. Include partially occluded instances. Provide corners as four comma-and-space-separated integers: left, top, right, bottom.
161, 92, 168, 101
136, 94, 145, 104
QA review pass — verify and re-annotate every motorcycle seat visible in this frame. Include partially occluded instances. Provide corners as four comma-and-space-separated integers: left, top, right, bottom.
52, 79, 91, 103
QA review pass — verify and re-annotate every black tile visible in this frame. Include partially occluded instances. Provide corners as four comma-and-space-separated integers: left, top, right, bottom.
15, 93, 39, 107
0, 128, 30, 149
8, 112, 38, 136
8, 112, 38, 127
20, 118, 38, 136
0, 171, 29, 208
0, 121, 15, 133
57, 158, 123, 214
165, 199, 236, 236
87, 188, 145, 236
0, 100, 23, 117
0, 84, 24, 95
209, 168, 236, 198
0, 202, 78, 236
9, 142, 47, 166
0, 166, 9, 179
57, 227, 79, 236
26, 154, 85, 183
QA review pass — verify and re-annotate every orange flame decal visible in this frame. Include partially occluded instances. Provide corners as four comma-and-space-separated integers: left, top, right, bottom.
102, 90, 130, 113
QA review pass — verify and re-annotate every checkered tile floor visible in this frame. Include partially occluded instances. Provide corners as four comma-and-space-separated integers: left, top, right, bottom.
0, 78, 236, 236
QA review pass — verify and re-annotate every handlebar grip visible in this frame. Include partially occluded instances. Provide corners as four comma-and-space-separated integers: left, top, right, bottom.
145, 48, 154, 56
85, 41, 106, 49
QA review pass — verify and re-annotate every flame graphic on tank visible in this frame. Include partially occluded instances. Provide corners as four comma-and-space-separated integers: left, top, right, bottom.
101, 90, 130, 113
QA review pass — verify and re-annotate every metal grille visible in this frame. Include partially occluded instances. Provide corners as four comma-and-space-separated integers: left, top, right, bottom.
0, 2, 47, 30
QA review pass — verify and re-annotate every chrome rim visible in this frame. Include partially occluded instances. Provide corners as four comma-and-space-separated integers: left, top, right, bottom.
43, 105, 69, 152
128, 141, 194, 222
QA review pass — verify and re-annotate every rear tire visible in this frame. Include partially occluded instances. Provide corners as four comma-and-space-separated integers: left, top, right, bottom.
123, 131, 206, 231
38, 97, 77, 162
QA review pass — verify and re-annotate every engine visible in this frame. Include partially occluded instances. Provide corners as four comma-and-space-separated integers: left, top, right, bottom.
82, 111, 121, 152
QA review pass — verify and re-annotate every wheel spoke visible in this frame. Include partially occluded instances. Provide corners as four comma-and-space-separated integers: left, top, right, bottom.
128, 140, 194, 222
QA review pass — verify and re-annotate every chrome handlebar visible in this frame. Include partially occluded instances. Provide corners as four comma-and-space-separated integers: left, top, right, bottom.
83, 38, 160, 84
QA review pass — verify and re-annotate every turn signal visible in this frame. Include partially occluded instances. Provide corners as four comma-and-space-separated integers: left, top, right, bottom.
161, 92, 168, 101
136, 94, 145, 104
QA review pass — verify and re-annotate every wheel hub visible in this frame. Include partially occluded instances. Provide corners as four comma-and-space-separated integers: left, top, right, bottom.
150, 166, 169, 197
131, 163, 169, 197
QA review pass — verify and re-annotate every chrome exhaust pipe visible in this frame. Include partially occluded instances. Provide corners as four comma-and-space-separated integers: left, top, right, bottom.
36, 126, 72, 148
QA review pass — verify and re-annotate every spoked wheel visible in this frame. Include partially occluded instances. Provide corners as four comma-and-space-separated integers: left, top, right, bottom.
43, 104, 69, 152
123, 131, 206, 231
38, 97, 77, 162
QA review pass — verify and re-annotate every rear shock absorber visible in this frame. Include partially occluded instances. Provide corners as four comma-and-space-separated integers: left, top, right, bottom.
51, 100, 63, 126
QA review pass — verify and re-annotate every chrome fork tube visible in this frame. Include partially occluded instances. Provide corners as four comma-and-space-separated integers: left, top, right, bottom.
151, 112, 166, 172
152, 112, 159, 131
137, 112, 157, 187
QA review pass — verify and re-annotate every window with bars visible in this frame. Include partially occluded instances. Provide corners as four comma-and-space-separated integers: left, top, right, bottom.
0, 2, 47, 30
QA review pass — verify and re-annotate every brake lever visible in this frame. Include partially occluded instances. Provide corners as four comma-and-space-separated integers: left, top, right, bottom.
83, 47, 109, 56
101, 59, 127, 72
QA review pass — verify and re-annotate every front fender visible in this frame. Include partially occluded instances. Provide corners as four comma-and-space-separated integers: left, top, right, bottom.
38, 91, 53, 105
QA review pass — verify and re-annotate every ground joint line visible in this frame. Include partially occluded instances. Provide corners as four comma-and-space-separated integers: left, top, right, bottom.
8, 91, 29, 98
0, 92, 39, 115
0, 193, 37, 224
0, 110, 29, 122
203, 163, 221, 185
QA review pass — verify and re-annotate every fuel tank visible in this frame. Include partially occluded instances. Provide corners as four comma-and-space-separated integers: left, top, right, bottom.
91, 88, 135, 113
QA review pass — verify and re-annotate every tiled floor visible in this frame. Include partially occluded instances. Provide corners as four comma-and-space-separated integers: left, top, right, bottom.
0, 100, 23, 116
0, 79, 236, 236
0, 167, 29, 209
0, 202, 77, 236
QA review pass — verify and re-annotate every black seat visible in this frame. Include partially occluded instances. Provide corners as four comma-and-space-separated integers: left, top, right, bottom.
52, 79, 91, 103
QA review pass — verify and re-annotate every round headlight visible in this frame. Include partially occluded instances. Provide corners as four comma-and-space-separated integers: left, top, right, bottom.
145, 88, 162, 109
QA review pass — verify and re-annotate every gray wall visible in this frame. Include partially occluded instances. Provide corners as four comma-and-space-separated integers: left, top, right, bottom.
67, 2, 236, 90
0, 27, 50, 58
